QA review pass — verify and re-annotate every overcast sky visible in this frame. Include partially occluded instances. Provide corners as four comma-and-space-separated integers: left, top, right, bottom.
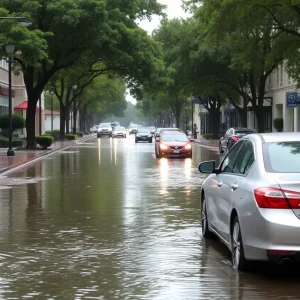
126, 0, 191, 104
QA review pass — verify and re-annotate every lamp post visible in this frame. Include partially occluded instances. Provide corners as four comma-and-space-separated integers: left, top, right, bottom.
5, 44, 15, 156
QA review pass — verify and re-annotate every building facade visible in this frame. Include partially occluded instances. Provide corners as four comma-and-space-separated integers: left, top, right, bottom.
194, 65, 300, 135
0, 59, 45, 136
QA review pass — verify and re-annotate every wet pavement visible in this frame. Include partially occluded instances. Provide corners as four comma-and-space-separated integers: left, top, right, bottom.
0, 135, 299, 299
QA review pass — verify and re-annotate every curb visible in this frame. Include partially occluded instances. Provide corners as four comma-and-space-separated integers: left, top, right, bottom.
193, 140, 219, 149
0, 134, 95, 176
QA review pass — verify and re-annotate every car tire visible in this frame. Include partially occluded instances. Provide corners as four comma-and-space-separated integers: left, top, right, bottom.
98, 135, 101, 138
201, 196, 213, 238
149, 139, 152, 143
219, 143, 224, 154
231, 216, 249, 271
124, 134, 126, 138
135, 138, 138, 143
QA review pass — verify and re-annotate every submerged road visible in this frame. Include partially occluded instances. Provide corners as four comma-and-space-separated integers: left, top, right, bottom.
0, 135, 299, 299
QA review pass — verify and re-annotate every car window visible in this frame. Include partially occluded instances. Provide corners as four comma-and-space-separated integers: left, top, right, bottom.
220, 141, 244, 173
99, 123, 111, 128
263, 142, 300, 173
232, 141, 255, 175
162, 134, 188, 142
138, 128, 150, 133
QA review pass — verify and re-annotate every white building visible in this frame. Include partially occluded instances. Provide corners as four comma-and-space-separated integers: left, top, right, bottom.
193, 65, 300, 134
0, 59, 45, 135
44, 109, 60, 131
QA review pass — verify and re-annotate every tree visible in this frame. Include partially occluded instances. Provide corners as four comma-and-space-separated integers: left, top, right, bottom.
185, 0, 286, 132
0, 0, 165, 148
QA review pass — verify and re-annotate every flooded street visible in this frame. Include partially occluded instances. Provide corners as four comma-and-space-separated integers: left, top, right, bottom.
0, 135, 299, 299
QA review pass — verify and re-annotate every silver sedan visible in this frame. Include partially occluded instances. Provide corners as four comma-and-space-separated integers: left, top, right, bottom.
198, 132, 300, 271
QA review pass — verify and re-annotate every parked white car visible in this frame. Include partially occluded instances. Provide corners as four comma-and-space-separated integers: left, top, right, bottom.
199, 132, 300, 271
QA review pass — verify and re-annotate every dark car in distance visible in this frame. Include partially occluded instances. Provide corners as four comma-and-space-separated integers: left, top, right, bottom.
135, 127, 152, 143
219, 127, 255, 153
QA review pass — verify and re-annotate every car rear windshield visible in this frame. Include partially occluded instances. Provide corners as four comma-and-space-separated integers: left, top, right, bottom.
99, 123, 111, 128
263, 142, 300, 173
162, 134, 188, 142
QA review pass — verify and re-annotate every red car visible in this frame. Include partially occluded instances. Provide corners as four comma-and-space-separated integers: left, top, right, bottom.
155, 131, 194, 158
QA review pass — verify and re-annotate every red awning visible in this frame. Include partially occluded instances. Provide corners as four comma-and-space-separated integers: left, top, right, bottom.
15, 100, 40, 110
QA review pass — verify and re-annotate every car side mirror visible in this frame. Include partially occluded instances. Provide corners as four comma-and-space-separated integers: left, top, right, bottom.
155, 138, 160, 142
189, 138, 194, 142
198, 161, 216, 174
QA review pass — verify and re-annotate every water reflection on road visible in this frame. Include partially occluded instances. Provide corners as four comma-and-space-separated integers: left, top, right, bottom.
0, 135, 298, 299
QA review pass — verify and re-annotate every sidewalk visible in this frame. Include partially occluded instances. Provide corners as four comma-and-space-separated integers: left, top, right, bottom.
193, 136, 219, 148
0, 134, 94, 175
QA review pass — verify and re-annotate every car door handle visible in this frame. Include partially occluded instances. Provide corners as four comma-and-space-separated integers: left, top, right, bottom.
231, 184, 238, 190
218, 181, 223, 187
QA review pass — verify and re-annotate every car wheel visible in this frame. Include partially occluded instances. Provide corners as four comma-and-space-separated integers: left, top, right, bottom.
98, 135, 101, 138
231, 216, 249, 271
135, 138, 138, 143
124, 134, 126, 138
219, 143, 224, 154
149, 139, 152, 143
201, 196, 213, 238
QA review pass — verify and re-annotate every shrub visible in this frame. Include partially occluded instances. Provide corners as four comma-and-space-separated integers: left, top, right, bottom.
76, 131, 84, 137
12, 132, 19, 138
45, 130, 60, 141
273, 117, 283, 132
202, 133, 213, 140
64, 134, 78, 140
0, 137, 23, 148
35, 136, 54, 149
0, 114, 25, 135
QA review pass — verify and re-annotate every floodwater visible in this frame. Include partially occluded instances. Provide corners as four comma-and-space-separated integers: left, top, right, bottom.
0, 136, 299, 299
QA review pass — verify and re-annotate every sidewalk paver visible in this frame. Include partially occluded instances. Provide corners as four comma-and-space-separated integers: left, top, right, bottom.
0, 134, 94, 174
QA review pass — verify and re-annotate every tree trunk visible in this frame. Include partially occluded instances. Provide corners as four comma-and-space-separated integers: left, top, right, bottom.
73, 106, 77, 134
210, 110, 220, 139
26, 96, 38, 149
253, 107, 265, 133
60, 104, 66, 139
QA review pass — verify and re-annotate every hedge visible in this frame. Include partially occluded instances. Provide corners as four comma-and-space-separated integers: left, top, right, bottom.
273, 118, 283, 132
64, 134, 78, 140
35, 136, 54, 149
76, 131, 84, 137
0, 114, 25, 134
0, 137, 23, 148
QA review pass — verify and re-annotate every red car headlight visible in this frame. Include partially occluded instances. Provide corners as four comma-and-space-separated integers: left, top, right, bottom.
160, 144, 168, 150
185, 143, 192, 150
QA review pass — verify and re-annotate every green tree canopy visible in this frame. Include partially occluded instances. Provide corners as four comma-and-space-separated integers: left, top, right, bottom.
0, 0, 165, 148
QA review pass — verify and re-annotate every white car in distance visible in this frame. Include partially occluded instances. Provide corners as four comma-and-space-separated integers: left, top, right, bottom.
112, 126, 127, 138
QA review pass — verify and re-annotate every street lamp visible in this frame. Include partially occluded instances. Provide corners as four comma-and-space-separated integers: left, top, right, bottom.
5, 44, 15, 156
